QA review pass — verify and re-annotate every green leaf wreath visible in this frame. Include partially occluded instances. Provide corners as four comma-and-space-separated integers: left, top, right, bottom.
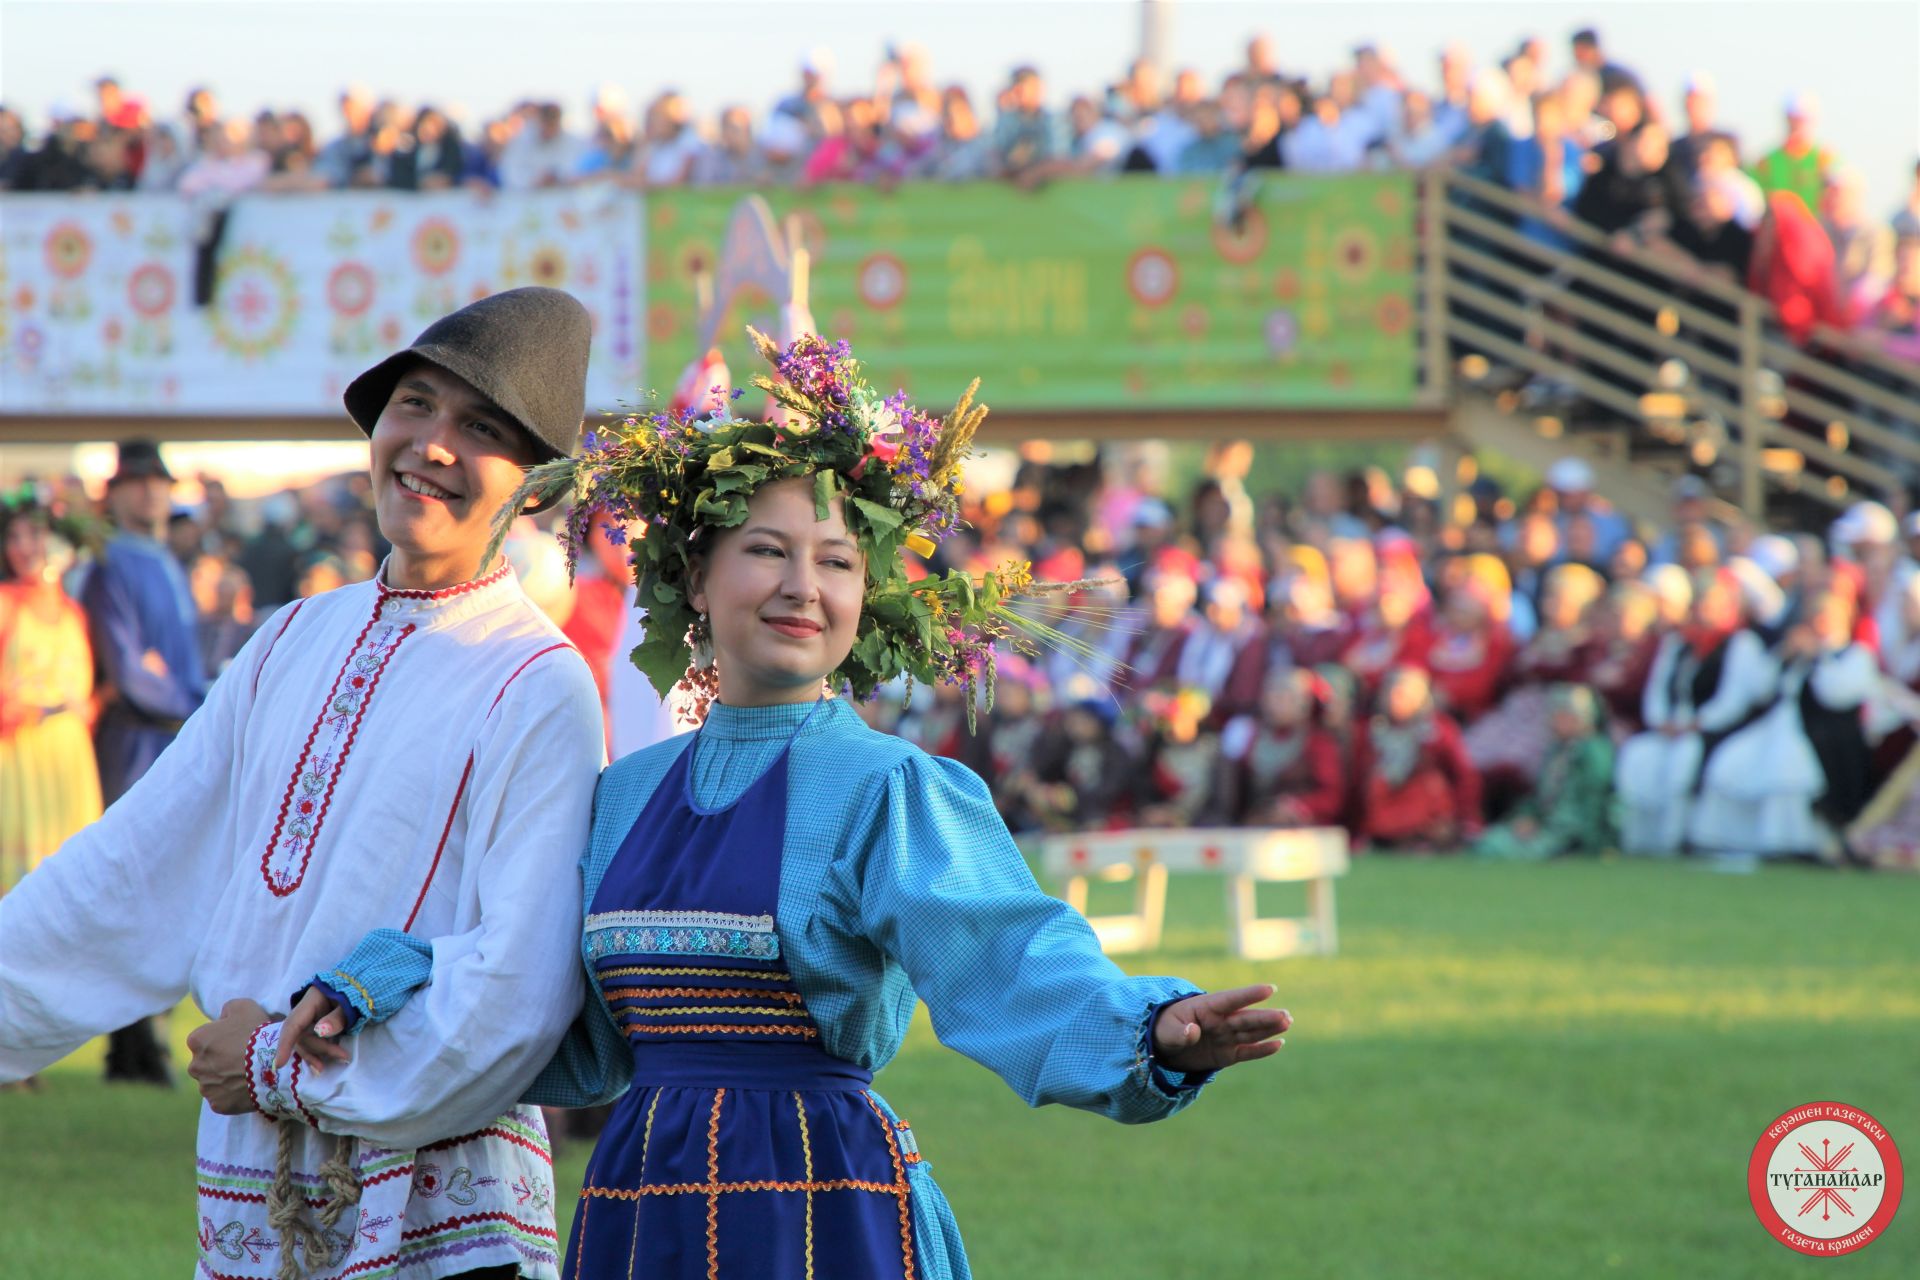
487, 328, 1106, 727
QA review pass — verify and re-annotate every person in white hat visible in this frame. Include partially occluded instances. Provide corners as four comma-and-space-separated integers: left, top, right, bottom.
1615, 568, 1772, 855
1648, 475, 1728, 567
1726, 555, 1788, 640
1753, 90, 1836, 213
1691, 586, 1876, 864
1544, 455, 1631, 563
1670, 71, 1720, 178
1825, 165, 1896, 313
1747, 532, 1800, 584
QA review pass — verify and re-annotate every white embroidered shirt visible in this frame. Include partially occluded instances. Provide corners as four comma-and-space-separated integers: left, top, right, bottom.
0, 562, 605, 1279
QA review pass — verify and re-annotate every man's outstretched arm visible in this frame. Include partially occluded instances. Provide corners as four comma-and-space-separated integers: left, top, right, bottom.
0, 604, 286, 1078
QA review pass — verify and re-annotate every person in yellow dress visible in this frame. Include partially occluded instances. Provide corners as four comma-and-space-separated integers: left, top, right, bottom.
0, 491, 102, 891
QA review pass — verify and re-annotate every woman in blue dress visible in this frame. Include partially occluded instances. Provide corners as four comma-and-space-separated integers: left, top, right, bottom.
284, 330, 1291, 1278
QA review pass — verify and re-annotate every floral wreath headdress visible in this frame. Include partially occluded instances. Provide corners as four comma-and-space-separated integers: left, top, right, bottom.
488, 328, 1107, 727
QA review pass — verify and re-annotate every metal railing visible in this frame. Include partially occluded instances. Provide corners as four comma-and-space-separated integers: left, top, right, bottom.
1417, 167, 1920, 516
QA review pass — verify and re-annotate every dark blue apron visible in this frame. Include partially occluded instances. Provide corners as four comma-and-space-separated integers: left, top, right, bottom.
565, 704, 920, 1279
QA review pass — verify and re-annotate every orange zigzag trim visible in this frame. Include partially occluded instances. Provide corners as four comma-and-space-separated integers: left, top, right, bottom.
706, 1089, 725, 1280
621, 1023, 818, 1038
863, 1092, 918, 1280
581, 1178, 903, 1199
603, 987, 805, 1003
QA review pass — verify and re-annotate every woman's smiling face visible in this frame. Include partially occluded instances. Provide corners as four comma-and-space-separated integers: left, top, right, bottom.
689, 477, 866, 707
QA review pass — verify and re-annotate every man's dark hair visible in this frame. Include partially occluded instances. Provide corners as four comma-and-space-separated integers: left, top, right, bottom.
1572, 28, 1600, 48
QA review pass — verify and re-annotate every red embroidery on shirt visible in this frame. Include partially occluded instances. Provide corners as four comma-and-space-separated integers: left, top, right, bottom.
251, 600, 306, 701
288, 1056, 321, 1128
399, 1210, 557, 1242
260, 603, 416, 897
242, 1021, 269, 1115
406, 753, 473, 933
419, 1124, 553, 1164
402, 642, 575, 931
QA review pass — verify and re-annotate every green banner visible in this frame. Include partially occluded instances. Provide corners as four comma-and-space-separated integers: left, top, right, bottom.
643, 174, 1417, 412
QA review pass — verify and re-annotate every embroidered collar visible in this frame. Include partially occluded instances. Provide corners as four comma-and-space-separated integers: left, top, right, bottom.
376, 555, 514, 601
371, 556, 520, 624
699, 697, 849, 742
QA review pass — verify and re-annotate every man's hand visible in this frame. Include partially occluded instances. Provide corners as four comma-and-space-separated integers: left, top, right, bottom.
275, 988, 354, 1072
1151, 984, 1292, 1076
185, 999, 273, 1116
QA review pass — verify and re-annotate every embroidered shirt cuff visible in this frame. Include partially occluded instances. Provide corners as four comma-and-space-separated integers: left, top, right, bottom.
242, 1021, 271, 1116
248, 1022, 297, 1121
1141, 994, 1217, 1097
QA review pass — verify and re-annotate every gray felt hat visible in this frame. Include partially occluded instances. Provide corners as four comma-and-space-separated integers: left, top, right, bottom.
343, 287, 592, 464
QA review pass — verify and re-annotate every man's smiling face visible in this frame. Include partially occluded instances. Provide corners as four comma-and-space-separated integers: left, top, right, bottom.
368, 361, 539, 587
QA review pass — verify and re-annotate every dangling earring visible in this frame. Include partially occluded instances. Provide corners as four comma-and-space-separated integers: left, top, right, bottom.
676, 610, 720, 727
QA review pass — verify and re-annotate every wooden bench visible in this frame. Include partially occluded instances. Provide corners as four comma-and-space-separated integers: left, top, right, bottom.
1039, 827, 1349, 960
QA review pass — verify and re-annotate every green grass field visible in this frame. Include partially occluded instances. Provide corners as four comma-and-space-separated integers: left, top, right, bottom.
4, 856, 1917, 1278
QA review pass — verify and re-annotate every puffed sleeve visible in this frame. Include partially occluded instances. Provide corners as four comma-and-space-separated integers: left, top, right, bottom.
1810, 645, 1877, 708
1697, 630, 1776, 733
1641, 636, 1679, 729
848, 752, 1213, 1125
0, 603, 293, 1078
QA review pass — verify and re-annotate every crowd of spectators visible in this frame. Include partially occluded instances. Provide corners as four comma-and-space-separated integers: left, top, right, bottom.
10, 436, 1920, 879
859, 444, 1920, 871
3, 30, 1917, 355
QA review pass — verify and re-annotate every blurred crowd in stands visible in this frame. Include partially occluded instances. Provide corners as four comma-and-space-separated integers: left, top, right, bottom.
8, 435, 1920, 894
3, 28, 1917, 356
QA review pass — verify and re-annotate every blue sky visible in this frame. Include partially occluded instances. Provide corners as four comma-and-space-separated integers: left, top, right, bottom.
4, 0, 1918, 209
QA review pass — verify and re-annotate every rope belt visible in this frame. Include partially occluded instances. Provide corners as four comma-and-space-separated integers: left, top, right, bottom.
265, 1119, 362, 1280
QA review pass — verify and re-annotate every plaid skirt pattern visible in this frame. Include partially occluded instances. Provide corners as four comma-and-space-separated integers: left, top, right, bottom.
567, 1078, 923, 1279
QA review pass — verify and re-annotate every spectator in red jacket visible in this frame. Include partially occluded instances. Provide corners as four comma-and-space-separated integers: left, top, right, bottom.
1354, 664, 1483, 850
1220, 667, 1348, 828
1426, 576, 1516, 723
1342, 571, 1433, 702
1750, 189, 1848, 342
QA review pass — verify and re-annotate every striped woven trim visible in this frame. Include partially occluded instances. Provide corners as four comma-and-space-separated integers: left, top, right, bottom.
586, 909, 773, 933
596, 965, 794, 981
585, 923, 780, 963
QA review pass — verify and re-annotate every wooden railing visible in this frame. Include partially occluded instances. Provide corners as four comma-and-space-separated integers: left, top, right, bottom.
1418, 168, 1920, 515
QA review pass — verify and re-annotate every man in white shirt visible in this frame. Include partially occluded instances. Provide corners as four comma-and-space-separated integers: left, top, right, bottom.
0, 287, 607, 1280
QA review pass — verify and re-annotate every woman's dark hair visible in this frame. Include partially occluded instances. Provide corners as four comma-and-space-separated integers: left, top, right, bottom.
0, 499, 49, 583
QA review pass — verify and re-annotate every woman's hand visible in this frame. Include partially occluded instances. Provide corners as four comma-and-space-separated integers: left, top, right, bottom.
273, 987, 354, 1073
1151, 984, 1292, 1075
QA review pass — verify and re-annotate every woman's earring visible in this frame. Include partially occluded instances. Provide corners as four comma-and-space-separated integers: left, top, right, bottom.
691, 611, 713, 661
677, 611, 720, 727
